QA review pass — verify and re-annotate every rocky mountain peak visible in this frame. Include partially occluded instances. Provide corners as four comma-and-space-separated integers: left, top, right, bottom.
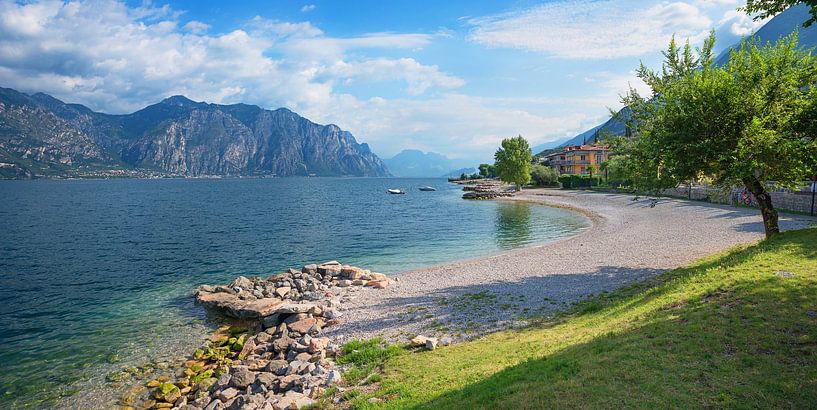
0, 88, 391, 178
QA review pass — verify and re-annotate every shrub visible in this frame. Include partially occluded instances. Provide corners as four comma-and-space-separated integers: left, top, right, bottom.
531, 164, 560, 186
559, 174, 602, 189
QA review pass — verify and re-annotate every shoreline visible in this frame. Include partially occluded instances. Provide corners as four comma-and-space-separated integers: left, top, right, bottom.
60, 189, 817, 409
321, 189, 817, 344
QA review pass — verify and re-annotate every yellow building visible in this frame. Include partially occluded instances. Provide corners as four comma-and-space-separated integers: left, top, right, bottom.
543, 144, 610, 175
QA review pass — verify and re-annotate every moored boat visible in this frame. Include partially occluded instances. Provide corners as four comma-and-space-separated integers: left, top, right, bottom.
387, 188, 405, 194
418, 186, 437, 191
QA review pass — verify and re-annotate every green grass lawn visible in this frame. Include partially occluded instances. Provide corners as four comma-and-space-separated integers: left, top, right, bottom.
348, 227, 817, 409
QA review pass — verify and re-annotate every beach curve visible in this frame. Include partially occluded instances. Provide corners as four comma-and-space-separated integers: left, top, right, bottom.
323, 189, 816, 343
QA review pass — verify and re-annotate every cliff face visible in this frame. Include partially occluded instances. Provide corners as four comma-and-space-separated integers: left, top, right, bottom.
0, 88, 390, 178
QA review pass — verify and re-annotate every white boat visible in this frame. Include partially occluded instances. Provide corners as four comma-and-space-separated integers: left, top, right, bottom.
418, 186, 437, 191
387, 188, 405, 194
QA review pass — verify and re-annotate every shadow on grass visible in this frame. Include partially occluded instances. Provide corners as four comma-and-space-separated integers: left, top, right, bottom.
382, 228, 817, 409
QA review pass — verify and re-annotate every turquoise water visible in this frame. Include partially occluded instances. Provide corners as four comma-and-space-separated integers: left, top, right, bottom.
0, 178, 590, 408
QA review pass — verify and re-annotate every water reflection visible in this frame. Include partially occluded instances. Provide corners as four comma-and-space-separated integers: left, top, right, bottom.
494, 202, 533, 249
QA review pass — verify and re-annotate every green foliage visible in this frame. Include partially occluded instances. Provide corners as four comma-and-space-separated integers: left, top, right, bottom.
459, 172, 482, 180
358, 227, 817, 409
530, 164, 560, 186
494, 135, 533, 191
558, 174, 602, 189
616, 32, 817, 236
601, 154, 634, 186
478, 163, 497, 178
742, 0, 817, 27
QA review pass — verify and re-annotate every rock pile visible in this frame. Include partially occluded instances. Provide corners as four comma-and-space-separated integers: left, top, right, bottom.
196, 262, 394, 321
461, 181, 515, 199
128, 262, 394, 410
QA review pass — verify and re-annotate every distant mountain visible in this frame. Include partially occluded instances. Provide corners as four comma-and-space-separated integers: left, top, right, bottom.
714, 4, 817, 66
0, 87, 390, 178
383, 149, 474, 177
536, 4, 816, 157
530, 137, 570, 155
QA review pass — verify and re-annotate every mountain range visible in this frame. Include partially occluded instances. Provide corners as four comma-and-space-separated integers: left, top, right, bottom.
0, 88, 390, 179
535, 4, 816, 156
383, 149, 476, 177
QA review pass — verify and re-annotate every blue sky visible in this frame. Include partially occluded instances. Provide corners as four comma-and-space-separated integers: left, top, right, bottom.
0, 0, 768, 163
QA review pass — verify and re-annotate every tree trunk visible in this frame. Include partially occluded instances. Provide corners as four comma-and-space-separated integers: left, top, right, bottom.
742, 176, 780, 238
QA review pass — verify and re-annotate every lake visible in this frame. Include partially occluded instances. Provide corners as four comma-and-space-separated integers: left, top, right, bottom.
0, 177, 590, 408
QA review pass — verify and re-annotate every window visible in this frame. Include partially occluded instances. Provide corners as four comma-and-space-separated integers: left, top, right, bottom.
580, 155, 586, 161
596, 155, 602, 164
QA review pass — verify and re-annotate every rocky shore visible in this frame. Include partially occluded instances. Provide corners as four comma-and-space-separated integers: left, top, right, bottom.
124, 262, 395, 410
460, 180, 515, 199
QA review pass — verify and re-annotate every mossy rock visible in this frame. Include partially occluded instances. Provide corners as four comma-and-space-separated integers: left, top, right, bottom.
193, 349, 205, 360
152, 382, 180, 402
227, 326, 247, 336
146, 379, 161, 388
191, 369, 213, 384
230, 334, 247, 352
205, 346, 231, 360
211, 335, 229, 347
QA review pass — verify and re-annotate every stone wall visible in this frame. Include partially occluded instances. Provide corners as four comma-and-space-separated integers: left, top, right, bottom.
661, 184, 817, 215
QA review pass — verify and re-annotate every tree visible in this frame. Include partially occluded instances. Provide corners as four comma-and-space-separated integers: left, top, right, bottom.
617, 32, 817, 238
742, 1, 817, 27
494, 135, 533, 191
478, 163, 497, 178
531, 164, 560, 186
587, 164, 598, 179
599, 160, 610, 184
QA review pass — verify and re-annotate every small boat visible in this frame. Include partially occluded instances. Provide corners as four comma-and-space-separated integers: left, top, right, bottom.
418, 186, 437, 191
387, 188, 405, 194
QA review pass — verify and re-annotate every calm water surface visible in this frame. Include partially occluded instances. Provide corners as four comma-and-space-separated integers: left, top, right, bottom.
0, 178, 589, 408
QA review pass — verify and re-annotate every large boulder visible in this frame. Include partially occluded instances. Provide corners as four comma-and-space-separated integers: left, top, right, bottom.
196, 291, 285, 319
287, 318, 318, 334
229, 276, 254, 290
229, 367, 256, 389
274, 304, 316, 315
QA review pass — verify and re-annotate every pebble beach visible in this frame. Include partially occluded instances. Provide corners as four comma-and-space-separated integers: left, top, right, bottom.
324, 189, 816, 343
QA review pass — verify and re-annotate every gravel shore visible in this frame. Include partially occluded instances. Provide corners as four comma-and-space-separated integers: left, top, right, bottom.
324, 189, 816, 343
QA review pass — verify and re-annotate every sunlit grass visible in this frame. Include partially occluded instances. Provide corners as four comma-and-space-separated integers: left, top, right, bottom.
350, 227, 817, 408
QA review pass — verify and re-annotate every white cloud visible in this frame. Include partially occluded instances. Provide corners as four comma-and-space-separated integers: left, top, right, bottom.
0, 0, 461, 113
309, 93, 604, 160
718, 9, 769, 37
467, 0, 716, 59
584, 71, 652, 98
183, 20, 210, 34
325, 58, 464, 95
301, 4, 316, 13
